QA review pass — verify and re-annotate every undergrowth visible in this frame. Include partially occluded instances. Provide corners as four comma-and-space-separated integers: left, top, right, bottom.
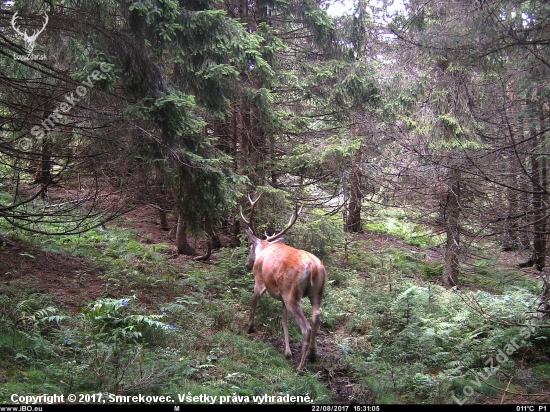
1, 206, 549, 404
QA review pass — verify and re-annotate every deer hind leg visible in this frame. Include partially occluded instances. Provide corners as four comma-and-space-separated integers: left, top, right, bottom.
285, 300, 312, 371
248, 284, 266, 333
309, 293, 323, 362
282, 302, 292, 357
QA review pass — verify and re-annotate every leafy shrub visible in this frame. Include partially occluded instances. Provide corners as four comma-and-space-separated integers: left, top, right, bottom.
82, 296, 169, 342
391, 250, 425, 276
47, 296, 180, 393
421, 261, 443, 279
289, 213, 343, 261
214, 245, 250, 279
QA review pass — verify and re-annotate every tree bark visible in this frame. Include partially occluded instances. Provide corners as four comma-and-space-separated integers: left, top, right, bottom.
538, 275, 550, 320
33, 137, 52, 200
518, 115, 531, 249
176, 213, 195, 255
193, 239, 212, 261
346, 145, 363, 233
538, 101, 547, 268
442, 167, 460, 286
531, 102, 547, 270
159, 209, 170, 231
502, 91, 520, 250
521, 123, 546, 271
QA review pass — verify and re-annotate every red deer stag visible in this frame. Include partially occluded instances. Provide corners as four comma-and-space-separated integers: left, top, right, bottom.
240, 194, 327, 370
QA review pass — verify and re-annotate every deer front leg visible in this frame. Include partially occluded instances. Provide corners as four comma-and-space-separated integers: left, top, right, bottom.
248, 284, 266, 333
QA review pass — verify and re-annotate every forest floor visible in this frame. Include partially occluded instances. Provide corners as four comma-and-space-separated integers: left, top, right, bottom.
2, 205, 547, 404
2, 206, 540, 306
1, 206, 362, 401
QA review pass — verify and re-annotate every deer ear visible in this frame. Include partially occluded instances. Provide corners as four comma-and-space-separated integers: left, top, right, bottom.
244, 228, 260, 243
269, 237, 285, 245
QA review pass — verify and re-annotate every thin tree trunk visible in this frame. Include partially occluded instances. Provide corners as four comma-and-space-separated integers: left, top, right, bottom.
503, 165, 520, 250
503, 91, 520, 250
538, 275, 550, 320
269, 133, 278, 188
194, 239, 212, 261
232, 215, 241, 247
176, 213, 195, 255
538, 101, 547, 269
442, 167, 460, 286
159, 210, 170, 231
34, 138, 52, 199
347, 145, 363, 233
519, 122, 546, 271
518, 115, 531, 248
528, 123, 545, 270
33, 101, 53, 199
231, 100, 243, 247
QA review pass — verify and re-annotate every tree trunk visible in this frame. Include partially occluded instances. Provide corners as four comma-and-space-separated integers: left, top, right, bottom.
518, 115, 531, 249
538, 275, 550, 320
33, 101, 54, 199
159, 209, 170, 231
442, 167, 460, 286
232, 215, 241, 247
193, 239, 212, 261
538, 101, 547, 269
347, 146, 363, 233
502, 91, 520, 250
503, 165, 520, 250
531, 102, 547, 270
521, 122, 546, 271
176, 213, 195, 255
210, 230, 222, 249
34, 137, 52, 199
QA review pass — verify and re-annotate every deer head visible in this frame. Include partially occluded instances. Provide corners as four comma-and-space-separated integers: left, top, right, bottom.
240, 193, 303, 268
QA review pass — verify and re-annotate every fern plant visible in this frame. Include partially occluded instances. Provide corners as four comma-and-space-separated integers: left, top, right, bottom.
54, 296, 177, 393
82, 296, 169, 343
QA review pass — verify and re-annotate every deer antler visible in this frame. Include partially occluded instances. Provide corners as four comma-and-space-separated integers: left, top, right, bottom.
239, 193, 262, 236
265, 203, 303, 242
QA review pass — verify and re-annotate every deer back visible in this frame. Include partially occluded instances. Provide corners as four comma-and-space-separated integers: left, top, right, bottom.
253, 242, 326, 300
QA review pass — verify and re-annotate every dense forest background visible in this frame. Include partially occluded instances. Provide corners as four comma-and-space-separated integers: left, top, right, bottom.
1, 0, 550, 405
